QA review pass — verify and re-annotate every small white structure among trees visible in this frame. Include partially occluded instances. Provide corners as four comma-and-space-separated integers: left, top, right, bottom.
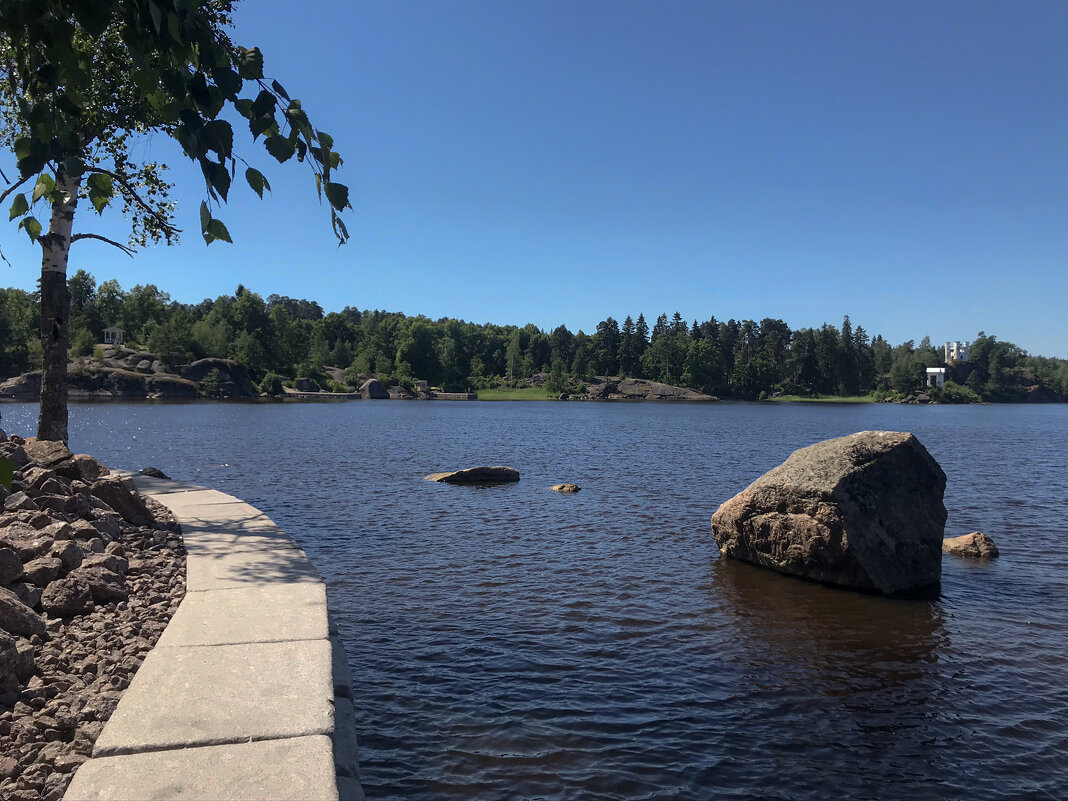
926, 367, 947, 388
103, 327, 124, 346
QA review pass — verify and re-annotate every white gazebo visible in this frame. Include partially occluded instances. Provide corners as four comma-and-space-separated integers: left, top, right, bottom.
926, 367, 946, 388
103, 327, 124, 346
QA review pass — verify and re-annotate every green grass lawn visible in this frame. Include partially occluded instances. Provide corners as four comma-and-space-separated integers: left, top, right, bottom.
476, 387, 554, 401
768, 394, 879, 403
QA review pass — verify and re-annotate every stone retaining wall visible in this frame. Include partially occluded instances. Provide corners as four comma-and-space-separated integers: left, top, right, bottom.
63, 476, 362, 801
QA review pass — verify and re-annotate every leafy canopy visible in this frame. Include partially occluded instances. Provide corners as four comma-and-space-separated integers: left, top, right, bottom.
0, 0, 350, 248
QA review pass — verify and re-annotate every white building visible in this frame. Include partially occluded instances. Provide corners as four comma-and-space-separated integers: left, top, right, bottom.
926, 367, 947, 388
945, 341, 969, 363
103, 327, 124, 346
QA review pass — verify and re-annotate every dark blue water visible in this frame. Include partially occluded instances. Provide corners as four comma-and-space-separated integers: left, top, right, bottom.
2, 400, 1066, 801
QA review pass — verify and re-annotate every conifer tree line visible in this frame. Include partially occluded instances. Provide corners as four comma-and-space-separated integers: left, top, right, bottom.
2, 272, 1066, 402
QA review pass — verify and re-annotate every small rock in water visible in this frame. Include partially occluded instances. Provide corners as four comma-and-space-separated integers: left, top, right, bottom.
943, 531, 999, 559
550, 483, 581, 493
139, 467, 170, 480
425, 466, 520, 484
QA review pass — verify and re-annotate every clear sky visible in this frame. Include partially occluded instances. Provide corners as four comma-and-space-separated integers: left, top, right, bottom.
2, 0, 1066, 355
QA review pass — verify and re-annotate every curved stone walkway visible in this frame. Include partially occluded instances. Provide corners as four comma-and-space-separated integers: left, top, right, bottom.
63, 475, 363, 801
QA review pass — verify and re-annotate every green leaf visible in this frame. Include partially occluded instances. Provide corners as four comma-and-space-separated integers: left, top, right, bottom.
207, 218, 232, 244
202, 120, 234, 158
13, 137, 32, 162
271, 80, 290, 101
264, 136, 296, 163
86, 172, 113, 213
212, 67, 242, 99
234, 98, 254, 119
132, 68, 160, 93
238, 47, 264, 80
249, 115, 275, 140
200, 159, 231, 201
148, 1, 162, 33
87, 172, 113, 195
251, 89, 275, 117
245, 167, 270, 199
316, 131, 334, 150
63, 156, 86, 178
9, 193, 28, 221
32, 174, 56, 203
167, 12, 181, 42
20, 216, 42, 242
324, 182, 350, 212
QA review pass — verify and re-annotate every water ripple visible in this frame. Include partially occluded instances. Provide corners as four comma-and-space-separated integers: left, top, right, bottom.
2, 400, 1065, 800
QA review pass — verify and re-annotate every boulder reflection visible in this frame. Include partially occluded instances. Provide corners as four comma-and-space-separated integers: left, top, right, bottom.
708, 556, 949, 694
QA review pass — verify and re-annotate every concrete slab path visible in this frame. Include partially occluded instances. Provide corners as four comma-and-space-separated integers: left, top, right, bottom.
63, 476, 362, 801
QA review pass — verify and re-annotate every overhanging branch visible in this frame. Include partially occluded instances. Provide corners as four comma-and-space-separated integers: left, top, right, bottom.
82, 166, 182, 236
0, 174, 31, 205
70, 232, 136, 257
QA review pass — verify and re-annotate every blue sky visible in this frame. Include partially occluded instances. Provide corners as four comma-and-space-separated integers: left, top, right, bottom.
2, 0, 1066, 355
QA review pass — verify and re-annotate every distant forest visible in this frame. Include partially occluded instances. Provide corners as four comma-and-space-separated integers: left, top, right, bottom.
2, 271, 1066, 402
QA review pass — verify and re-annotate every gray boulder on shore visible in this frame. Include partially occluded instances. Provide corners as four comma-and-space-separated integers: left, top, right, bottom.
710, 430, 947, 597
360, 378, 389, 400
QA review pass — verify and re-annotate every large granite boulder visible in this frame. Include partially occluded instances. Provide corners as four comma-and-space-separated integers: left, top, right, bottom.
89, 477, 152, 526
21, 438, 75, 469
710, 431, 946, 597
0, 587, 46, 637
180, 358, 257, 397
360, 378, 389, 400
0, 372, 41, 400
425, 466, 520, 484
614, 378, 716, 401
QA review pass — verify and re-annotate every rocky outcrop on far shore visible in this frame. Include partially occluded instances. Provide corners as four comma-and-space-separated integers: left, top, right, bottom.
579, 377, 716, 401
0, 436, 184, 800
0, 350, 257, 401
710, 431, 947, 597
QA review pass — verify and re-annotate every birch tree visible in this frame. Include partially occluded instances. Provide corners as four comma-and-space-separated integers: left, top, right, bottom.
0, 0, 350, 441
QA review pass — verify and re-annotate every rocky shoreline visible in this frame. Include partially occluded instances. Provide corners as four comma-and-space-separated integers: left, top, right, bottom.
0, 437, 184, 801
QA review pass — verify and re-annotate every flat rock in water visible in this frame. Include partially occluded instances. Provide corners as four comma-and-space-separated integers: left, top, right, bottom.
710, 430, 946, 597
550, 483, 581, 493
425, 466, 520, 484
943, 531, 999, 559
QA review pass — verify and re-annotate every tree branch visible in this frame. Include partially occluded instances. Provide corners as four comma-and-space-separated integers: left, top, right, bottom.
0, 174, 31, 205
82, 166, 182, 235
70, 233, 136, 257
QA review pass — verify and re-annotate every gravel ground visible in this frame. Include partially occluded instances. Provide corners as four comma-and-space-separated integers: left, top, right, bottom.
0, 436, 185, 801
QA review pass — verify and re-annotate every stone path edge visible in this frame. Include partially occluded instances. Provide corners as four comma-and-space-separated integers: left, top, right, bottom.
63, 475, 364, 801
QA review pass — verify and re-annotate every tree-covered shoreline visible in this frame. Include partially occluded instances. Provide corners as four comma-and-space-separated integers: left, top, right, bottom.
2, 272, 1066, 403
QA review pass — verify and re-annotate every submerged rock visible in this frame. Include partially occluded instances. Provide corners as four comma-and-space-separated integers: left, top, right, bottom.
710, 430, 946, 597
550, 483, 581, 493
943, 531, 999, 559
425, 466, 520, 484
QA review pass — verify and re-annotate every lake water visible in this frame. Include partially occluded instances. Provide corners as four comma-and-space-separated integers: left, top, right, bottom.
2, 400, 1066, 801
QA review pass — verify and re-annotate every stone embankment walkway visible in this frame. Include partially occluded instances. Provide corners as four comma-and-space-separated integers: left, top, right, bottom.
64, 476, 362, 801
